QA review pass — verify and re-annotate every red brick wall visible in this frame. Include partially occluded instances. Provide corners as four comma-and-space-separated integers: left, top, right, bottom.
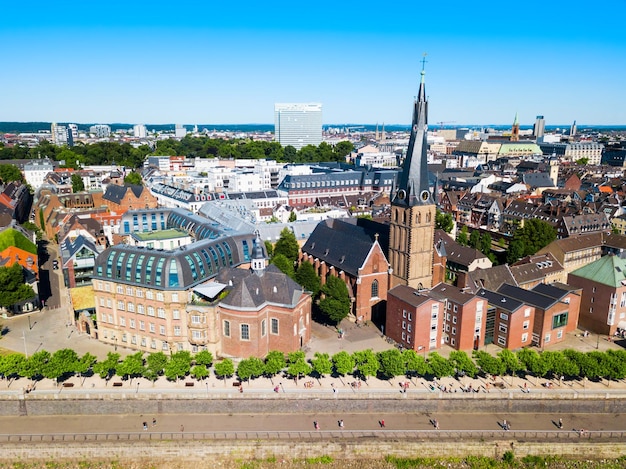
219, 294, 311, 358
386, 292, 442, 352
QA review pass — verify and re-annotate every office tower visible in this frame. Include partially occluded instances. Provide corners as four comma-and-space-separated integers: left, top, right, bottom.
90, 124, 111, 138
570, 120, 577, 137
175, 124, 187, 138
133, 124, 147, 138
274, 103, 322, 150
388, 64, 435, 290
533, 115, 545, 139
51, 122, 68, 146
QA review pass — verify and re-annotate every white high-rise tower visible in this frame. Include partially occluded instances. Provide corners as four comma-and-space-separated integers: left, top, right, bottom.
274, 103, 322, 150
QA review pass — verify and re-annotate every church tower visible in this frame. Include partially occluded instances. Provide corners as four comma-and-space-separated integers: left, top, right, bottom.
388, 60, 436, 290
511, 113, 520, 142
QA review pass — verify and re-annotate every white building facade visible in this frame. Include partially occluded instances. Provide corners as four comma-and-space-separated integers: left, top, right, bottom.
274, 103, 322, 150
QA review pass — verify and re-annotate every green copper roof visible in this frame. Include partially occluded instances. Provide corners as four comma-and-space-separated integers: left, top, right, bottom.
570, 255, 626, 287
513, 112, 519, 125
131, 229, 189, 241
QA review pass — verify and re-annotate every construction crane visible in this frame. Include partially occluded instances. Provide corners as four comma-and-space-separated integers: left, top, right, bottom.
436, 121, 456, 130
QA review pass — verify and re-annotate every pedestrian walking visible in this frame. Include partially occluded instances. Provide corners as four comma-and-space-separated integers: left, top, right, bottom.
152, 418, 157, 427
434, 419, 439, 429
558, 418, 563, 429
143, 421, 148, 431
314, 421, 319, 430
379, 419, 385, 428
338, 419, 344, 428
180, 424, 184, 432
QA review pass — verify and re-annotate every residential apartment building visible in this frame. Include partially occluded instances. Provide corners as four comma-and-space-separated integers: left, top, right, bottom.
386, 285, 444, 352
568, 255, 626, 336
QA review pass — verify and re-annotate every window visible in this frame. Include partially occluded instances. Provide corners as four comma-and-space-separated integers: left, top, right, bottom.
157, 308, 166, 319
402, 331, 406, 341
130, 319, 136, 329
99, 298, 105, 307
271, 318, 279, 334
172, 309, 180, 320
141, 337, 147, 347
223, 320, 231, 337
241, 324, 250, 341
407, 324, 412, 333
500, 312, 509, 321
497, 336, 506, 346
402, 321, 406, 330
127, 302, 135, 313
126, 287, 133, 296
522, 333, 528, 343
523, 320, 529, 330
451, 327, 456, 335
557, 330, 563, 339
156, 292, 164, 301
453, 305, 458, 313
171, 292, 179, 302
117, 301, 125, 311
524, 308, 531, 318
106, 299, 112, 308
131, 335, 137, 345
407, 335, 411, 344
261, 319, 266, 337
116, 285, 123, 294
371, 280, 379, 298
160, 325, 165, 335
552, 312, 568, 329
174, 326, 181, 336
191, 315, 201, 325
408, 313, 412, 321
146, 291, 154, 300
149, 323, 156, 333
139, 321, 145, 331
150, 340, 157, 350
136, 289, 144, 298
403, 310, 407, 319
499, 324, 508, 333
545, 333, 551, 343
452, 316, 457, 324
120, 317, 126, 326
147, 306, 155, 317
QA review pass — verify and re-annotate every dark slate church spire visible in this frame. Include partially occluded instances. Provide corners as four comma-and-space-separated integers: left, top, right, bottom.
392, 56, 432, 207
251, 230, 267, 276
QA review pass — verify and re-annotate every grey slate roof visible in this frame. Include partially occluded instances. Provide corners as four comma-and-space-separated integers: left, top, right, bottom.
103, 184, 144, 204
301, 218, 383, 277
466, 265, 517, 293
389, 284, 435, 308
497, 283, 559, 310
215, 264, 304, 309
523, 172, 555, 188
476, 288, 524, 313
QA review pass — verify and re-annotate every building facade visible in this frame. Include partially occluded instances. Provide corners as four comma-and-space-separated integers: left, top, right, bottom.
274, 103, 323, 150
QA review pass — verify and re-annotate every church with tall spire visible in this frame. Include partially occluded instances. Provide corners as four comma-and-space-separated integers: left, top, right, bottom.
388, 60, 436, 290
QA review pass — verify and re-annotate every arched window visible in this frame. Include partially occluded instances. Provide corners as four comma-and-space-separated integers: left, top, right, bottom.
371, 280, 379, 298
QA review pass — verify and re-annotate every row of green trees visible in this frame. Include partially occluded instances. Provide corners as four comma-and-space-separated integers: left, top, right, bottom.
0, 137, 354, 169
2, 346, 626, 386
153, 136, 354, 164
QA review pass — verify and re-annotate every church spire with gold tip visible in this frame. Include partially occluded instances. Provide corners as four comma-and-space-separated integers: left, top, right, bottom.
393, 55, 432, 207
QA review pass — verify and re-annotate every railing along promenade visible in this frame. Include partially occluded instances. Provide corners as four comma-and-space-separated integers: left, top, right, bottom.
0, 429, 623, 443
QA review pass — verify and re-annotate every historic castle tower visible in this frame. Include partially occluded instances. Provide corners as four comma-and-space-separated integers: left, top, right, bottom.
388, 64, 435, 290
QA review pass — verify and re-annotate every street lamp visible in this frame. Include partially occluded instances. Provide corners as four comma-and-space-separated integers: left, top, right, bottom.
22, 331, 28, 358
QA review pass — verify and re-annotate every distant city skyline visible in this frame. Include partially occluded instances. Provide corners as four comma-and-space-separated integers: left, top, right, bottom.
1, 1, 625, 126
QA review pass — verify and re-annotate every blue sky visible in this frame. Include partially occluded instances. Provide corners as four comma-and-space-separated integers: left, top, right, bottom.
1, 1, 625, 126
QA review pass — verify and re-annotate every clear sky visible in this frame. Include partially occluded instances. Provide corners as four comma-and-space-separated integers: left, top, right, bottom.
1, 0, 625, 126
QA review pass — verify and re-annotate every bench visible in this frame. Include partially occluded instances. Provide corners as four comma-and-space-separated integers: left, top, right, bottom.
493, 382, 506, 389
185, 382, 194, 387
232, 381, 241, 387
112, 382, 123, 387
62, 382, 74, 388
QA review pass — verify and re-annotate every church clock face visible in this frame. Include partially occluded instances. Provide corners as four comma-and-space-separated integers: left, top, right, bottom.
397, 189, 406, 200
420, 190, 430, 202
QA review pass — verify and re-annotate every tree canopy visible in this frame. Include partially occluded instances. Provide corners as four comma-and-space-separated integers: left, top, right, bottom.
435, 211, 454, 233
71, 174, 84, 193
0, 264, 36, 309
507, 219, 557, 263
318, 275, 351, 324
0, 164, 24, 184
